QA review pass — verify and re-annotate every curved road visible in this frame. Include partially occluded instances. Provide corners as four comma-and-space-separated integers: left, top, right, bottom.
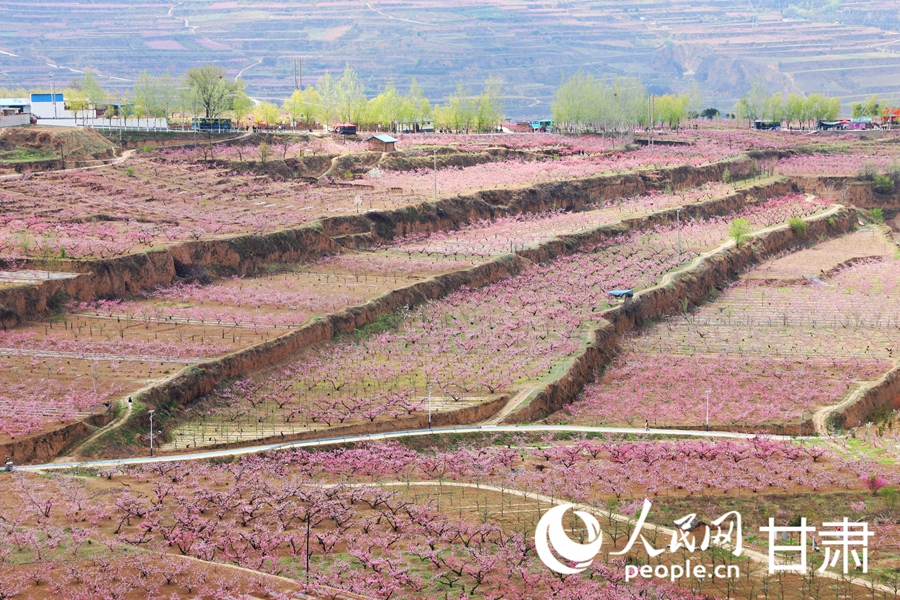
20, 424, 812, 472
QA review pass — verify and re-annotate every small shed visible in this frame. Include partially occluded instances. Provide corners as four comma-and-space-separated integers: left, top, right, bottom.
365, 134, 398, 152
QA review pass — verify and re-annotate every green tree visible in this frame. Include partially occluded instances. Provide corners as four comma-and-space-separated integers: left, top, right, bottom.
762, 91, 784, 122
333, 65, 366, 123
367, 82, 404, 130
154, 71, 178, 120
185, 65, 242, 118
687, 81, 704, 119
406, 78, 432, 125
805, 93, 840, 125
730, 218, 752, 246
733, 76, 768, 126
231, 90, 253, 126
316, 72, 338, 124
118, 94, 135, 127
284, 87, 321, 128
475, 75, 504, 132
315, 66, 366, 124
864, 94, 882, 118
64, 88, 90, 124
133, 71, 158, 118
788, 217, 807, 236
252, 101, 280, 125
446, 83, 476, 133
81, 68, 105, 108
784, 93, 806, 128
654, 93, 689, 128
177, 81, 201, 122
551, 72, 646, 133
0, 86, 29, 98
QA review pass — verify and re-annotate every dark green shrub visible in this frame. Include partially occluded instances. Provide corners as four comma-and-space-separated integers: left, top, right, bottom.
788, 217, 807, 236
874, 174, 894, 194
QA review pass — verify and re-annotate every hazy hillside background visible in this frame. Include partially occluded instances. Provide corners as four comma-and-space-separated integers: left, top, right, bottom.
1, 0, 899, 117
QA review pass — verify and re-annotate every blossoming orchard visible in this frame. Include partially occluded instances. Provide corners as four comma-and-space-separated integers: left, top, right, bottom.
3, 121, 900, 600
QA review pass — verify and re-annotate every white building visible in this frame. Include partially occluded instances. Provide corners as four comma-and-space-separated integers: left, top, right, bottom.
28, 93, 167, 131
0, 98, 33, 128
29, 93, 78, 120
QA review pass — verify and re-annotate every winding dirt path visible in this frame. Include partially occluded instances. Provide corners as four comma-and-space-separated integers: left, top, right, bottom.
812, 359, 900, 436
485, 385, 538, 425
168, 552, 372, 599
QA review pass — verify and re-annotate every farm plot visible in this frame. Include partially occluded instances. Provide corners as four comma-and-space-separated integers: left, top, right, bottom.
560, 238, 900, 430
363, 144, 744, 196
777, 152, 900, 177
0, 155, 443, 261
2, 249, 486, 445
397, 127, 806, 154
0, 141, 740, 262
379, 182, 739, 257
69, 250, 478, 333
3, 438, 892, 599
0, 453, 692, 600
164, 193, 835, 449
745, 227, 893, 282
0, 317, 225, 442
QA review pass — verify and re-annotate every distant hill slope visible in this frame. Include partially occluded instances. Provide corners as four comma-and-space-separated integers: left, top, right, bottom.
0, 0, 898, 117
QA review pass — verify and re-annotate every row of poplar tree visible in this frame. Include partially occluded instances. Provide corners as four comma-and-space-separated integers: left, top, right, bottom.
3, 67, 872, 133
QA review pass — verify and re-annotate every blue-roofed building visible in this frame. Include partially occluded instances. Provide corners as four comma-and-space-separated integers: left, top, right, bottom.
30, 92, 77, 120
30, 93, 64, 104
364, 133, 398, 152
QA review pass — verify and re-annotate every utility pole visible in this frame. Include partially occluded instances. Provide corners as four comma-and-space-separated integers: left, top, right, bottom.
51, 74, 58, 119
293, 59, 302, 91
676, 208, 681, 257
433, 149, 437, 200
427, 386, 432, 430
705, 390, 710, 432
148, 409, 155, 457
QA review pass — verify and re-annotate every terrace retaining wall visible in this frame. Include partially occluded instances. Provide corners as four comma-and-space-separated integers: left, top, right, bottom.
833, 363, 900, 430
4, 176, 807, 462
502, 207, 857, 428
328, 153, 780, 247
0, 410, 115, 465
1, 228, 343, 326
0, 153, 782, 327
85, 181, 808, 460
379, 147, 542, 172
795, 176, 900, 210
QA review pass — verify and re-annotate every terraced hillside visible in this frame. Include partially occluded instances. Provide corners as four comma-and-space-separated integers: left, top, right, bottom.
1, 0, 900, 115
5, 131, 900, 600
